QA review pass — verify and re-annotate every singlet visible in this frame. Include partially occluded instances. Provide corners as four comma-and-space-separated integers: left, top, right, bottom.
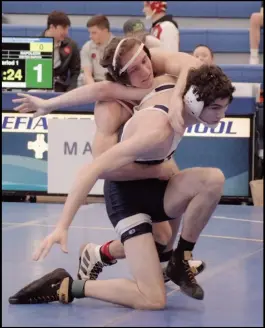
118, 84, 182, 165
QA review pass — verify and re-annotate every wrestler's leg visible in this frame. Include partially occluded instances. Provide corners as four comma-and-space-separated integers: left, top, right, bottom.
163, 167, 225, 299
164, 167, 224, 241
11, 223, 167, 310
76, 232, 166, 309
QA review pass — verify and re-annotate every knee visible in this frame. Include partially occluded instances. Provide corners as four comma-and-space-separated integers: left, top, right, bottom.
250, 13, 261, 26
153, 222, 172, 246
203, 168, 225, 192
135, 291, 167, 310
145, 297, 167, 310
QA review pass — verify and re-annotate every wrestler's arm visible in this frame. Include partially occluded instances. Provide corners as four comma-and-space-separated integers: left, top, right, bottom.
12, 81, 151, 115
150, 48, 202, 130
150, 48, 201, 97
57, 129, 164, 229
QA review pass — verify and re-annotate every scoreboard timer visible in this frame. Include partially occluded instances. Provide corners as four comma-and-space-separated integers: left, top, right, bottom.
2, 37, 54, 90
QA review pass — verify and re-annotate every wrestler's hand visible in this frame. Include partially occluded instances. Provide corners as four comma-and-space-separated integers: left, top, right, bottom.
158, 160, 180, 180
32, 227, 68, 261
168, 96, 185, 134
12, 93, 51, 118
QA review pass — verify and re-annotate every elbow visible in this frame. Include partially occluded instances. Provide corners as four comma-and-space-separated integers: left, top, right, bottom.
97, 81, 114, 101
98, 171, 110, 179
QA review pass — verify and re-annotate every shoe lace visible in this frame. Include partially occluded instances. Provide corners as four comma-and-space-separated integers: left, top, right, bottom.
183, 259, 197, 285
89, 262, 104, 280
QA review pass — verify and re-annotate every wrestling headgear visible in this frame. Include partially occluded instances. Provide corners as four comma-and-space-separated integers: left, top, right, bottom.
149, 1, 167, 13
184, 85, 219, 129
145, 1, 167, 19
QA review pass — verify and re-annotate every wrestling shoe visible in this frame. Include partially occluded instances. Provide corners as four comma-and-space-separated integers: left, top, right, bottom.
9, 268, 74, 304
166, 250, 204, 300
77, 243, 117, 280
163, 258, 206, 283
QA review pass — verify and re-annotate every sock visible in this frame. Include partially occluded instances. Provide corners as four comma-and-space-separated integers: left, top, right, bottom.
176, 236, 195, 253
250, 49, 259, 57
159, 249, 173, 263
159, 249, 173, 270
71, 280, 86, 299
155, 242, 167, 254
99, 240, 115, 264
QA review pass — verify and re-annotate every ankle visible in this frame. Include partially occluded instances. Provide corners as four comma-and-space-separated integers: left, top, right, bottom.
71, 280, 86, 299
176, 236, 195, 252
100, 240, 116, 264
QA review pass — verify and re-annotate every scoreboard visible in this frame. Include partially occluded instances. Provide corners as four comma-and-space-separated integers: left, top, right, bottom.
2, 37, 54, 90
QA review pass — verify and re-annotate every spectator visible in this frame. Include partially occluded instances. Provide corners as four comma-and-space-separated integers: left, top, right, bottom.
143, 1, 179, 52
123, 18, 162, 49
249, 1, 263, 64
193, 44, 214, 65
42, 11, 80, 92
2, 14, 9, 24
78, 15, 114, 86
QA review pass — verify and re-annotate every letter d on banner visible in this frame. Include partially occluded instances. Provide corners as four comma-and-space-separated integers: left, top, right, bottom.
48, 118, 104, 195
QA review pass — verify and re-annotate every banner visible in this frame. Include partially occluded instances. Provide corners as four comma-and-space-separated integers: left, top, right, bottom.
48, 118, 103, 195
2, 112, 93, 192
2, 112, 252, 197
47, 117, 252, 197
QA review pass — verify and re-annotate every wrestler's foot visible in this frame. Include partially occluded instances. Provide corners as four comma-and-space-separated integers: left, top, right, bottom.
163, 258, 206, 283
166, 250, 204, 300
77, 243, 117, 280
9, 268, 74, 304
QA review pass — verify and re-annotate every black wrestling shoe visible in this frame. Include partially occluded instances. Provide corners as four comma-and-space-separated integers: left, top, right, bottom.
166, 251, 204, 300
9, 268, 74, 304
163, 258, 206, 283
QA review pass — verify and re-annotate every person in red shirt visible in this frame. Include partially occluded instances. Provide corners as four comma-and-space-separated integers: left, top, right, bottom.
143, 1, 179, 52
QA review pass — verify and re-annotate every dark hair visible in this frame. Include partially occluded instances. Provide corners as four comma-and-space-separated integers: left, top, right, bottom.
100, 37, 151, 85
86, 15, 110, 31
184, 65, 235, 107
193, 44, 214, 58
47, 11, 71, 28
123, 18, 146, 35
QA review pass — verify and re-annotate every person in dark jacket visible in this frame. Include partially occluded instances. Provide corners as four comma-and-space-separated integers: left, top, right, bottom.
42, 11, 80, 92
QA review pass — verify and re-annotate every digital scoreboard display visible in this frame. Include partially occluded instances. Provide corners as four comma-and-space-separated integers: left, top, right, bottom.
2, 37, 54, 90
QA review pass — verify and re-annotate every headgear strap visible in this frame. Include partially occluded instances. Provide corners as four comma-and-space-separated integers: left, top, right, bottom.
112, 38, 144, 75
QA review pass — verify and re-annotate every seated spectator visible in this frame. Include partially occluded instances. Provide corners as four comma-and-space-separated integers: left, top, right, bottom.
123, 18, 162, 49
193, 44, 214, 65
2, 14, 9, 24
143, 1, 179, 52
78, 15, 114, 86
249, 1, 263, 64
42, 11, 80, 92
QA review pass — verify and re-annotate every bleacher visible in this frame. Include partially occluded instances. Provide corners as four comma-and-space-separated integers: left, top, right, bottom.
1, 1, 264, 109
2, 1, 264, 66
2, 0, 263, 102
2, 1, 262, 17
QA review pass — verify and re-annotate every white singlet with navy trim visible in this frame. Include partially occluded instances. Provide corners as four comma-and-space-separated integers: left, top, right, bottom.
119, 83, 182, 164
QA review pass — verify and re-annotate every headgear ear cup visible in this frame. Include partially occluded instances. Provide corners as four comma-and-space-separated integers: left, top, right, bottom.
184, 85, 218, 129
184, 85, 204, 118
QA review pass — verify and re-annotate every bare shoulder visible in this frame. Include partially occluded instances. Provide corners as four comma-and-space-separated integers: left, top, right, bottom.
94, 100, 128, 134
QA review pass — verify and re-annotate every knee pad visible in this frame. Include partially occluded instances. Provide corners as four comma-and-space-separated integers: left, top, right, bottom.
115, 213, 152, 244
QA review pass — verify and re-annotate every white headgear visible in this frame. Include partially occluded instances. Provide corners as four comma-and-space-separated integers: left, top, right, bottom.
184, 85, 219, 129
112, 38, 144, 75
